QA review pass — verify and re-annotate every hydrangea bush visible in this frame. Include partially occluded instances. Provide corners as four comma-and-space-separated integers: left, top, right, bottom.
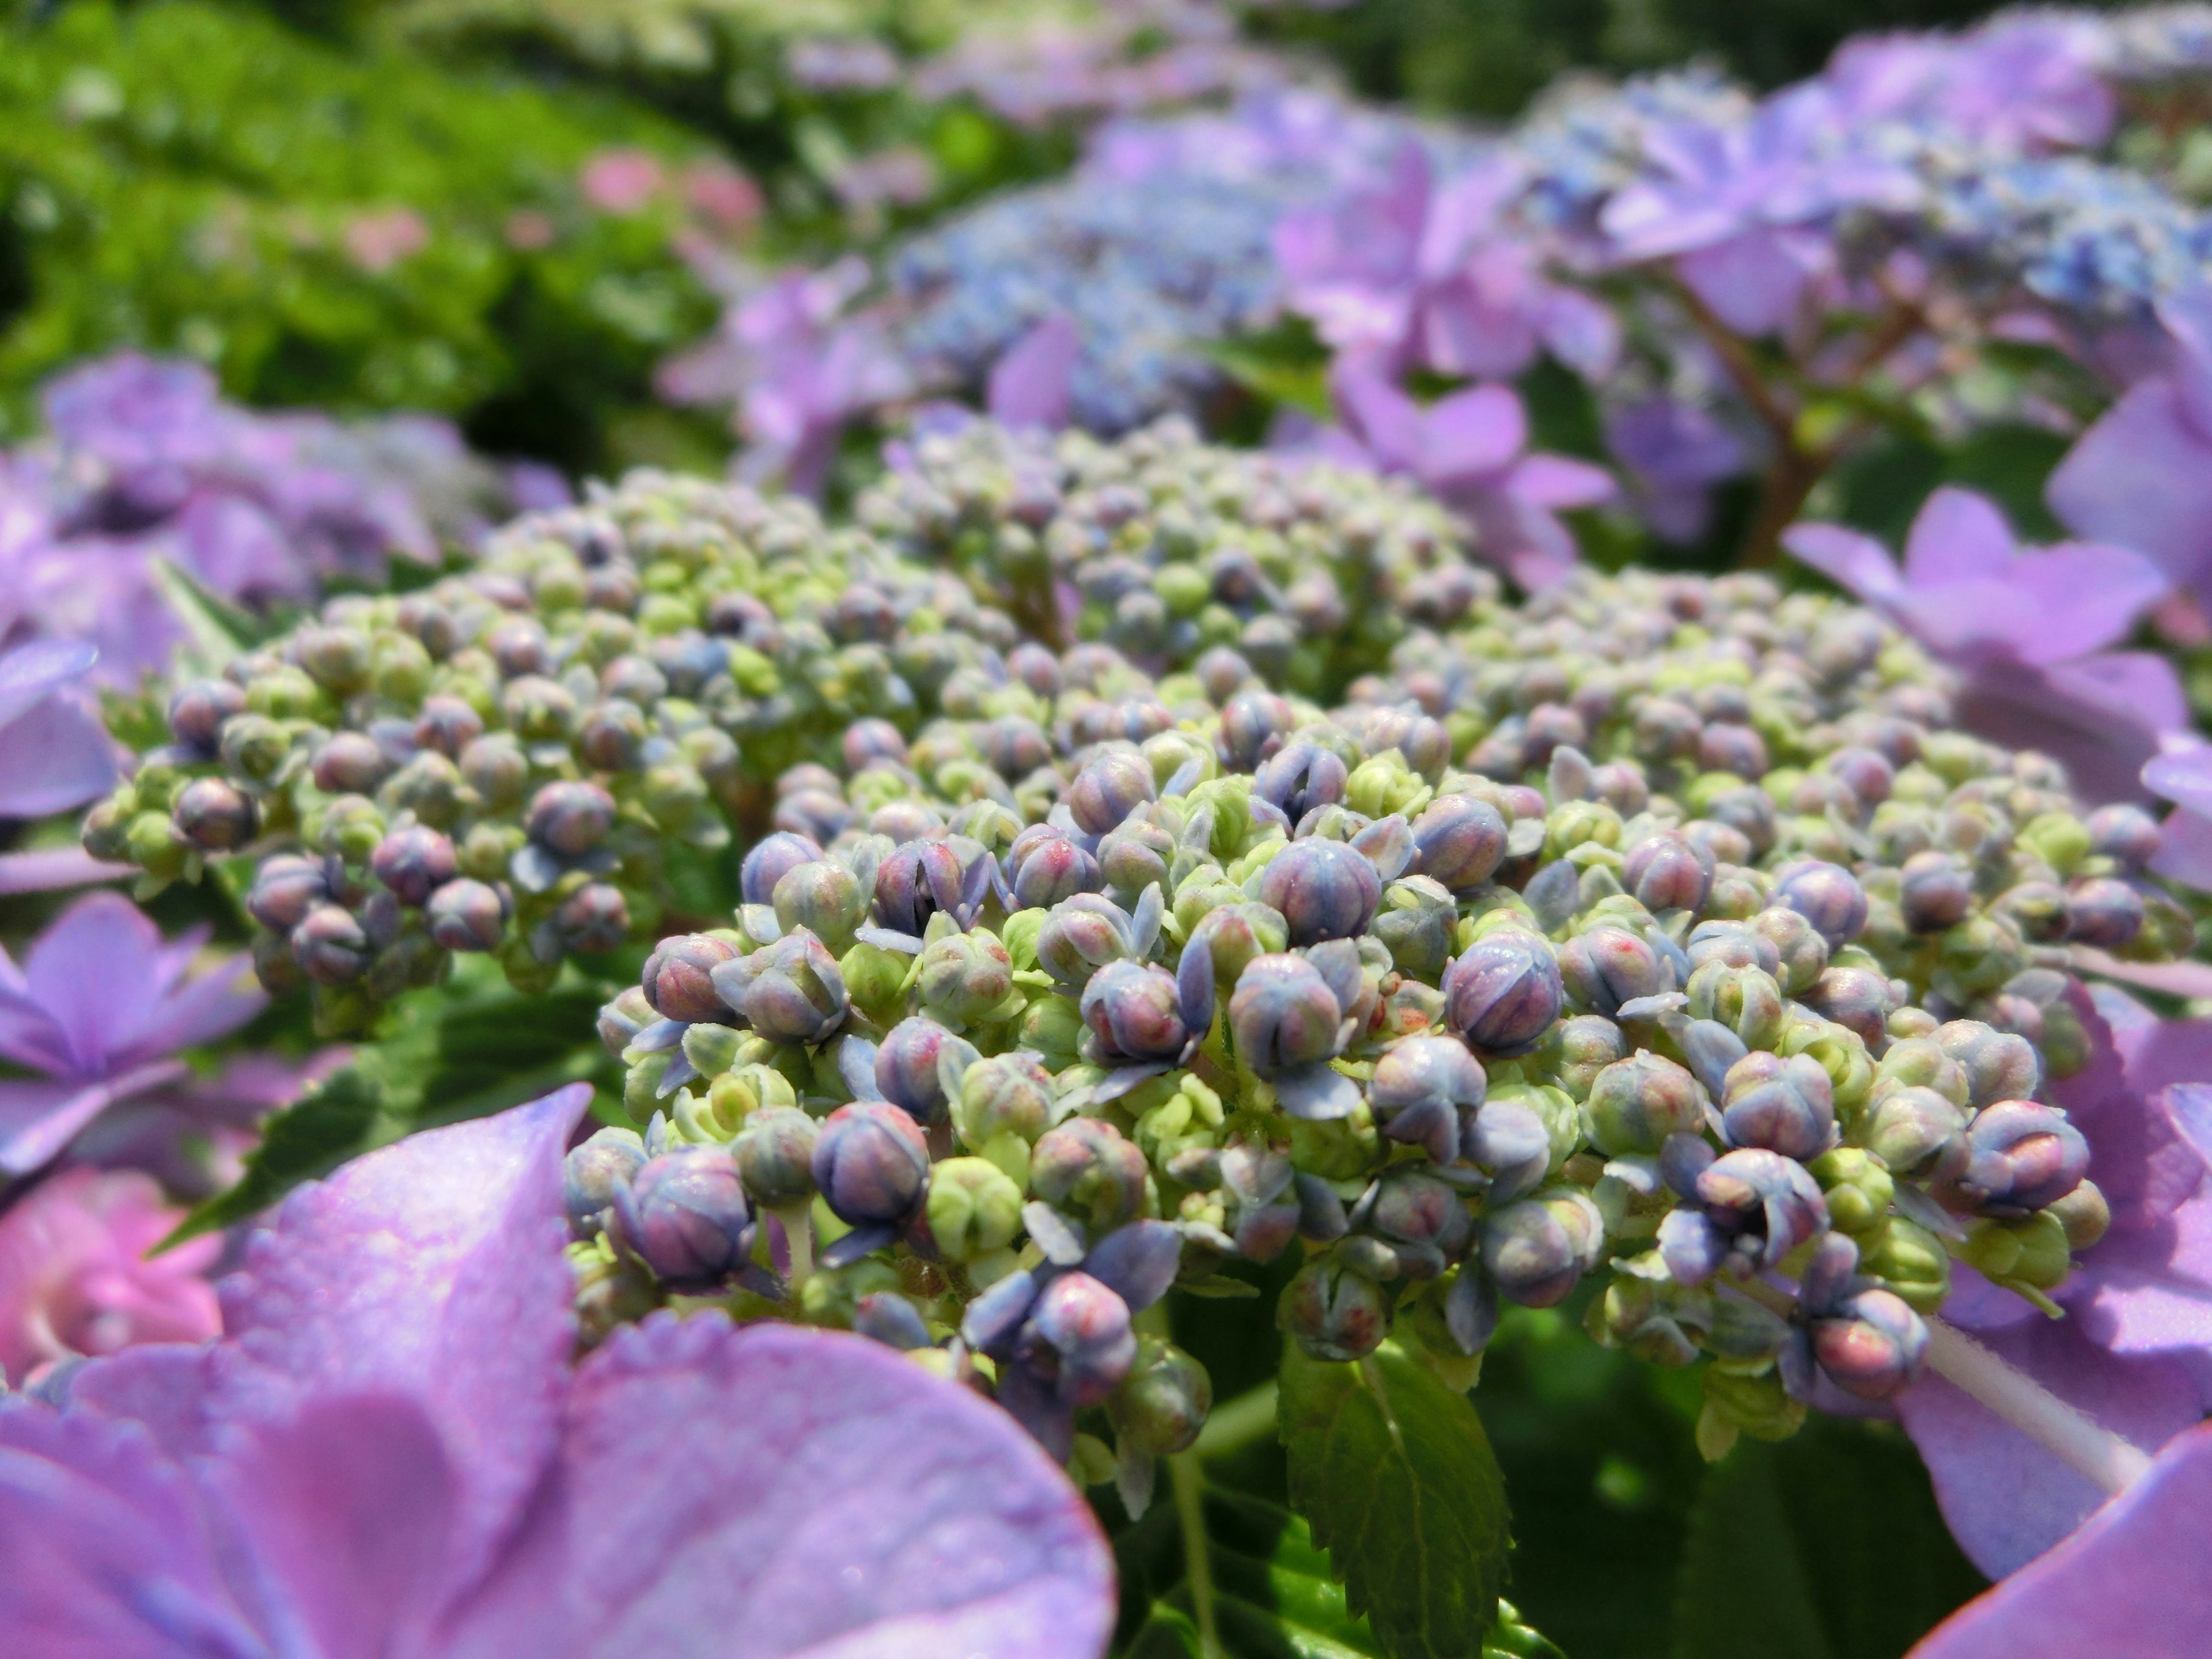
73, 414, 2212, 1655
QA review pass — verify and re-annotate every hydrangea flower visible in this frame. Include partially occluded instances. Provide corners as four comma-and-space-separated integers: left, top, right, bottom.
1784, 487, 2181, 802
0, 1167, 219, 1388
0, 893, 266, 1178
0, 1085, 1114, 1657
0, 639, 117, 828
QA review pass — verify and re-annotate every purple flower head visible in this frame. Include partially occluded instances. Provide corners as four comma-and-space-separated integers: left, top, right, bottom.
1786, 488, 2183, 802
0, 892, 267, 1177
2049, 287, 2212, 609
0, 1086, 1115, 1655
1825, 16, 2115, 155
1308, 363, 1613, 590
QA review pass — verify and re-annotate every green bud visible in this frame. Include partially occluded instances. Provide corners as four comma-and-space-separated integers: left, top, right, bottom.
1017, 993, 1085, 1067
1589, 1267, 1709, 1366
126, 810, 189, 880
313, 796, 387, 865
1108, 1339, 1213, 1456
1698, 1365, 1804, 1461
2018, 811, 2092, 877
840, 941, 911, 1022
681, 1021, 744, 1080
1685, 960, 1787, 1049
1861, 1216, 1950, 1314
925, 1157, 1025, 1263
1961, 1211, 2073, 1292
1808, 1147, 1893, 1236
2047, 1179, 2110, 1251
918, 929, 1015, 1025
1872, 1037, 1970, 1108
623, 1050, 673, 1120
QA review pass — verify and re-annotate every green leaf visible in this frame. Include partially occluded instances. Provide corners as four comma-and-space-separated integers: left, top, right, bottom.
168, 960, 613, 1241
1666, 1416, 1985, 1659
146, 556, 285, 676
1278, 1342, 1513, 1659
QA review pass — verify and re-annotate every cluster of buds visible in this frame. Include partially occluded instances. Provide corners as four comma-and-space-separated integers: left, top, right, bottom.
88, 419, 2191, 1486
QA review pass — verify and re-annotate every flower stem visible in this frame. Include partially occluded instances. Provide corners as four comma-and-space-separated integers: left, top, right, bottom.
1923, 1319, 2153, 1497
1192, 1378, 1279, 1460
772, 1202, 813, 1289
1169, 1448, 1224, 1659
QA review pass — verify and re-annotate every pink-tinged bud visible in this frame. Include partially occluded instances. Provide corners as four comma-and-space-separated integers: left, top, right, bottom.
2065, 877, 2145, 949
875, 1016, 959, 1123
312, 732, 392, 794
173, 778, 258, 852
811, 1101, 930, 1226
1809, 1287, 1928, 1400
874, 838, 968, 936
613, 1145, 753, 1286
1954, 1100, 2091, 1217
1280, 1258, 1389, 1362
1067, 749, 1155, 836
741, 831, 823, 907
247, 854, 331, 933
1622, 831, 1714, 913
552, 883, 629, 953
1773, 861, 1868, 948
712, 928, 849, 1044
1081, 960, 1194, 1065
842, 718, 907, 773
426, 878, 509, 953
525, 781, 616, 856
1022, 1272, 1138, 1406
1369, 1035, 1486, 1163
1720, 1052, 1835, 1161
1801, 965, 1896, 1046
370, 825, 458, 907
1411, 794, 1509, 891
2085, 803, 2160, 872
1038, 893, 1139, 988
412, 694, 484, 757
1899, 851, 1973, 933
291, 905, 368, 984
1009, 832, 1103, 910
1031, 1118, 1149, 1231
1559, 926, 1669, 1018
166, 678, 245, 753
641, 933, 740, 1024
1218, 689, 1296, 771
1442, 933, 1562, 1058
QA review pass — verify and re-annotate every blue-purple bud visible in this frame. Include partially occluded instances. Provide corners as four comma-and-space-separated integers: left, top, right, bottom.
426, 878, 509, 953
711, 929, 849, 1045
1067, 750, 1156, 836
875, 1017, 960, 1123
173, 778, 259, 853
1037, 893, 1140, 988
1369, 1036, 1486, 1163
167, 678, 245, 753
1801, 965, 1897, 1046
642, 933, 741, 1024
1021, 1271, 1138, 1406
2065, 877, 2146, 949
842, 718, 908, 773
1008, 832, 1103, 910
1031, 1118, 1149, 1231
2086, 804, 2161, 873
1218, 689, 1296, 772
1480, 1190, 1605, 1307
525, 781, 616, 856
613, 1146, 754, 1287
1410, 794, 1508, 891
1953, 1100, 2092, 1217
1773, 861, 1868, 948
1441, 933, 1562, 1058
1256, 741, 1349, 824
563, 1126, 645, 1237
811, 1101, 930, 1226
1719, 1052, 1836, 1161
1899, 851, 1974, 934
1661, 1149, 1828, 1283
741, 831, 826, 908
248, 855, 332, 933
1366, 1171, 1473, 1277
732, 1107, 820, 1207
1621, 831, 1714, 913
551, 883, 630, 953
1229, 953, 1350, 1077
874, 838, 968, 937
1259, 838, 1382, 946
291, 905, 369, 984
370, 826, 458, 907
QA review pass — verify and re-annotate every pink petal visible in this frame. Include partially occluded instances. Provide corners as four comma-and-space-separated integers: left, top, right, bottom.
210, 1083, 592, 1604
1909, 1422, 2212, 1657
1903, 487, 2018, 588
444, 1316, 1116, 1659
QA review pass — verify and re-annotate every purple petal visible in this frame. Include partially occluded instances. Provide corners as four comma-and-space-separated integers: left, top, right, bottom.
1082, 1220, 1180, 1313
1506, 453, 1615, 510
0, 639, 98, 734
1331, 365, 1424, 475
0, 1402, 253, 1656
1998, 544, 2168, 664
986, 317, 1078, 433
210, 1083, 591, 1603
0, 848, 134, 897
0, 686, 115, 820
1419, 383, 1525, 482
2149, 805, 2212, 887
441, 1315, 1115, 1659
1902, 487, 2019, 588
111, 952, 266, 1073
2143, 747, 2212, 817
18, 894, 166, 1075
1950, 655, 2177, 806
1897, 1317, 2202, 1578
1675, 229, 1813, 335
2048, 376, 2212, 603
1783, 521, 1906, 606
2068, 1183, 2212, 1362
1908, 1423, 2212, 1657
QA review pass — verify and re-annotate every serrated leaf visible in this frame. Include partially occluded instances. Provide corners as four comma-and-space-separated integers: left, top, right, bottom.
169, 963, 612, 1240
1667, 1416, 1983, 1659
1278, 1342, 1513, 1659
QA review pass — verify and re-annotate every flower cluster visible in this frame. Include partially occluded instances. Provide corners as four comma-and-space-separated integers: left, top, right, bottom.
1, 354, 560, 685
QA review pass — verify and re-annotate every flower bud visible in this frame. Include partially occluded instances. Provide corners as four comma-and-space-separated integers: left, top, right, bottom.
1559, 926, 1670, 1019
1008, 833, 1103, 910
2065, 877, 2145, 949
1022, 1272, 1138, 1406
1555, 1014, 1629, 1102
732, 1107, 819, 1208
1592, 1270, 1707, 1366
1280, 1257, 1390, 1362
712, 929, 849, 1045
1862, 1085, 1968, 1180
1582, 1053, 1705, 1157
771, 860, 866, 956
173, 778, 259, 853
641, 934, 741, 1024
1773, 861, 1868, 948
426, 878, 509, 953
553, 884, 630, 954
1366, 1170, 1473, 1277
812, 1102, 930, 1228
1082, 960, 1196, 1065
2047, 1179, 2110, 1251
1410, 794, 1509, 892
369, 826, 457, 907
1747, 906, 1828, 997
1661, 1148, 1828, 1282
1899, 851, 1973, 934
1800, 965, 1896, 1047
1481, 1190, 1605, 1308
1808, 1147, 1893, 1236
312, 732, 392, 794
1218, 689, 1296, 772
563, 1126, 645, 1237
613, 1145, 753, 1286
1720, 1052, 1835, 1161
2086, 804, 2161, 873
1256, 741, 1349, 824
167, 678, 245, 753
1038, 893, 1139, 988
292, 905, 369, 984
918, 929, 1014, 1024
1067, 750, 1156, 836
1369, 1036, 1486, 1163
873, 1017, 960, 1124
1032, 1118, 1149, 1231
248, 854, 331, 933
874, 838, 968, 937
1934, 1020, 2040, 1109
1109, 1338, 1213, 1456
1370, 875, 1456, 982
1442, 933, 1562, 1058
1954, 1101, 2091, 1217
525, 781, 616, 856
955, 1052, 1055, 1149
1259, 838, 1383, 946
1229, 954, 1349, 1077
1097, 817, 1174, 898
926, 1156, 1025, 1262
1622, 831, 1714, 914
